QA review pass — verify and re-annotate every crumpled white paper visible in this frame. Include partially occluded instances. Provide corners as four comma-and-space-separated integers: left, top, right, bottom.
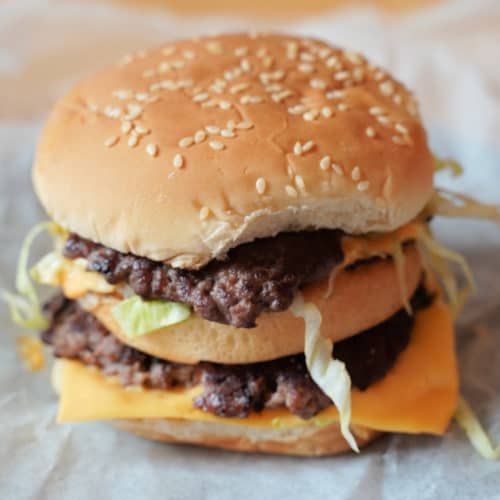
1, 0, 499, 498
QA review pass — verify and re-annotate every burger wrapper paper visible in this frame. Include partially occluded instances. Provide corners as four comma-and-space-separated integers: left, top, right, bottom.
1, 0, 499, 498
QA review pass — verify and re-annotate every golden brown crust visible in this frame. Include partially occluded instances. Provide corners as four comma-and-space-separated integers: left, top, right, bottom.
33, 33, 434, 268
79, 246, 422, 364
113, 418, 381, 456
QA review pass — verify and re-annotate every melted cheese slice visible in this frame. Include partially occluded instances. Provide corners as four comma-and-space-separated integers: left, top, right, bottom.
57, 298, 458, 435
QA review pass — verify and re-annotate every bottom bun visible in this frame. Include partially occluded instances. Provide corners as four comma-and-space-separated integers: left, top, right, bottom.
112, 418, 381, 457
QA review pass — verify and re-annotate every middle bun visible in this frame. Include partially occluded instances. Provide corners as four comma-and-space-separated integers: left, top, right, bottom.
79, 246, 421, 364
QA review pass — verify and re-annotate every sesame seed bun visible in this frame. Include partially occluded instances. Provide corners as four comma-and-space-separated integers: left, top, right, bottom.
113, 418, 380, 457
33, 33, 434, 269
78, 245, 422, 364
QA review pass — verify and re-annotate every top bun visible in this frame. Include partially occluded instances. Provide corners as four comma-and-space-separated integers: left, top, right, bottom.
33, 33, 434, 269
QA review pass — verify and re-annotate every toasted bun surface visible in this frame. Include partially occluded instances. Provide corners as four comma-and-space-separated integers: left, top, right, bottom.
34, 33, 434, 268
113, 418, 380, 456
79, 246, 421, 364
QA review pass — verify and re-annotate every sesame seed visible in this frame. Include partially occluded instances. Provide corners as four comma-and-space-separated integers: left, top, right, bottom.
302, 140, 315, 153
178, 79, 193, 88
321, 106, 333, 118
134, 125, 150, 136
199, 206, 210, 221
209, 140, 225, 151
285, 185, 298, 198
320, 156, 331, 170
365, 126, 376, 138
149, 82, 161, 92
256, 47, 268, 58
337, 103, 348, 112
352, 67, 364, 82
393, 94, 403, 105
221, 129, 235, 138
234, 46, 248, 57
201, 100, 217, 108
334, 70, 350, 81
374, 70, 385, 81
205, 125, 220, 135
287, 164, 295, 177
265, 84, 283, 93
351, 166, 361, 181
369, 106, 384, 115
104, 136, 119, 148
325, 90, 344, 100
255, 177, 267, 195
135, 92, 149, 102
158, 62, 171, 73
310, 78, 327, 90
236, 121, 254, 130
194, 130, 206, 143
183, 50, 195, 60
226, 120, 236, 130
288, 104, 306, 115
331, 163, 344, 176
218, 100, 232, 110
160, 79, 177, 90
293, 142, 302, 155
127, 135, 139, 148
325, 56, 339, 67
395, 123, 409, 134
104, 106, 122, 118
392, 135, 406, 145
121, 121, 133, 134
240, 95, 263, 104
357, 181, 370, 192
379, 80, 395, 96
300, 52, 315, 62
294, 175, 305, 190
146, 143, 158, 157
272, 89, 294, 102
162, 46, 175, 56
262, 56, 274, 68
303, 109, 319, 121
229, 82, 250, 94
377, 115, 391, 125
298, 63, 314, 74
240, 59, 251, 72
346, 51, 363, 65
179, 137, 194, 148
173, 153, 184, 169
205, 41, 223, 54
193, 92, 209, 102
113, 89, 133, 99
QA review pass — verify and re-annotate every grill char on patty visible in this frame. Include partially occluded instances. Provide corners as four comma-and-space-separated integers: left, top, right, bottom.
42, 285, 432, 420
63, 230, 344, 328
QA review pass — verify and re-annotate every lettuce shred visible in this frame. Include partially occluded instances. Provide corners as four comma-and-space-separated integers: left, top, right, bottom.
1, 222, 61, 330
455, 396, 500, 460
428, 189, 500, 222
291, 292, 359, 452
433, 156, 464, 177
111, 295, 191, 338
417, 228, 476, 317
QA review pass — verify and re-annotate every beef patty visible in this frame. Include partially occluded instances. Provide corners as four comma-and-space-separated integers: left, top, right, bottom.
42, 285, 432, 420
63, 230, 344, 329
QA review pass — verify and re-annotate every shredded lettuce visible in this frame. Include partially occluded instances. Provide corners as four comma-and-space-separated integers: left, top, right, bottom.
455, 396, 500, 460
418, 229, 476, 317
291, 292, 359, 452
1, 222, 61, 330
433, 156, 464, 177
428, 189, 500, 222
111, 295, 191, 338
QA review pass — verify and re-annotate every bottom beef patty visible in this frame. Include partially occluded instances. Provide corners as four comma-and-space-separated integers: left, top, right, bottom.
42, 286, 432, 420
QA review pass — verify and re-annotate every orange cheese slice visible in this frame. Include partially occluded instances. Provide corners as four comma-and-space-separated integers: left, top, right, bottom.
57, 297, 458, 435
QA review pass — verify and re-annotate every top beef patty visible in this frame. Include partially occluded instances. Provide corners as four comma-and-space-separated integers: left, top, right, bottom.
63, 230, 344, 328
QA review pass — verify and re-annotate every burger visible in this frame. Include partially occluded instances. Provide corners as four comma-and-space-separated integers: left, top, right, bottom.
4, 33, 496, 457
